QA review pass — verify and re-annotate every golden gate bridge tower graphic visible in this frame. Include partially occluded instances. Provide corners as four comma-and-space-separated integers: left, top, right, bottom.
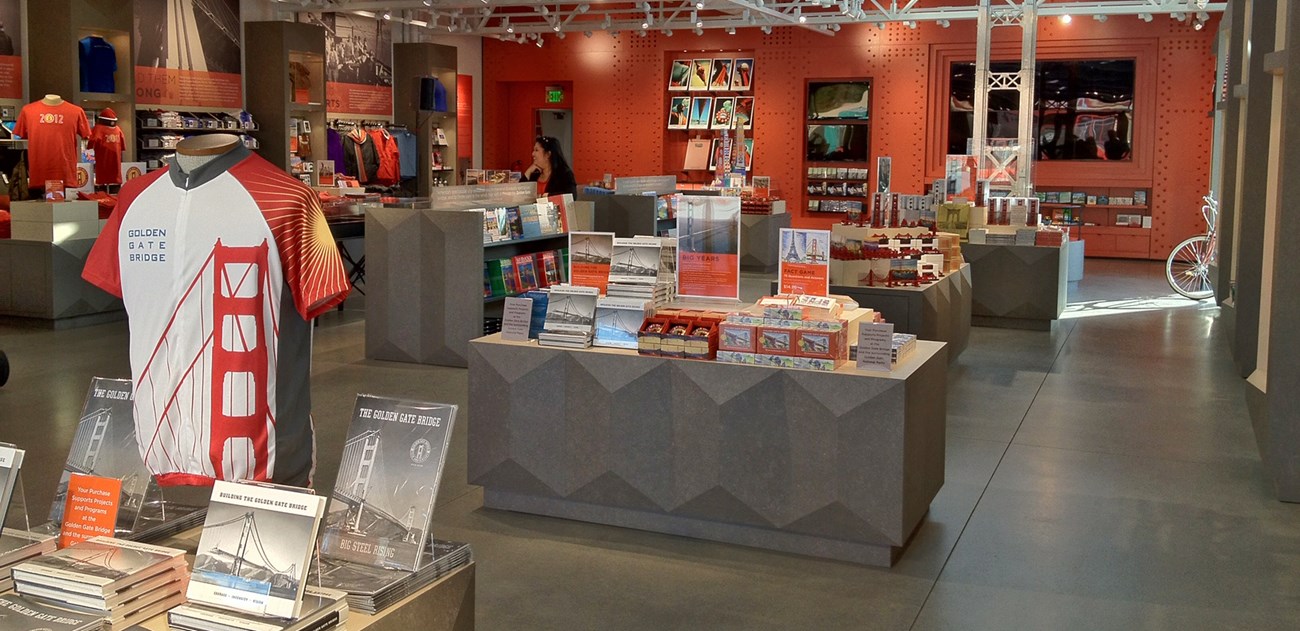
194, 511, 299, 598
139, 239, 273, 482
330, 430, 427, 547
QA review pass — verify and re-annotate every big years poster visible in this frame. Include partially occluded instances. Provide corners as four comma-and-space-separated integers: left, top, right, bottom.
134, 0, 243, 109
676, 196, 741, 300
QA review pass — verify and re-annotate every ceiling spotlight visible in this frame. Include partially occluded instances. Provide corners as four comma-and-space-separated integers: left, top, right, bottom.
505, 19, 513, 33
665, 29, 673, 36
696, 1, 704, 8
536, 38, 544, 48
642, 21, 650, 29
760, 25, 772, 34
1093, 14, 1107, 22
577, 4, 590, 13
382, 10, 391, 20
1197, 11, 1209, 20
1060, 14, 1071, 24
726, 27, 735, 34
553, 23, 561, 31
1172, 12, 1186, 20
602, 15, 611, 28
638, 29, 647, 37
541, 5, 550, 15
423, 0, 432, 6
1139, 13, 1153, 22
696, 20, 703, 28
937, 19, 950, 28
557, 31, 566, 38
875, 22, 885, 30
584, 30, 593, 37
694, 27, 703, 35
830, 23, 840, 31
904, 20, 917, 29
798, 15, 806, 23
642, 1, 651, 11
1194, 20, 1203, 30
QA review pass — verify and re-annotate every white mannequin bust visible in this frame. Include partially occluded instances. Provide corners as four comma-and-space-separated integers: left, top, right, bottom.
174, 134, 242, 173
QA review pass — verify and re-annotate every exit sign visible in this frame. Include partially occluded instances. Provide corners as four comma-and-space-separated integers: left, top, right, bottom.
545, 87, 564, 103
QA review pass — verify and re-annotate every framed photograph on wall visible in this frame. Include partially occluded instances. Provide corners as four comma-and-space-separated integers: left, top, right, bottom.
709, 59, 733, 91
710, 97, 736, 130
731, 58, 754, 91
689, 59, 711, 91
688, 97, 713, 129
669, 59, 692, 91
734, 97, 754, 130
668, 96, 691, 129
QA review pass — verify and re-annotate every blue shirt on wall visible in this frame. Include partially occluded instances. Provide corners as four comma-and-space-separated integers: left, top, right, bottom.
79, 36, 117, 94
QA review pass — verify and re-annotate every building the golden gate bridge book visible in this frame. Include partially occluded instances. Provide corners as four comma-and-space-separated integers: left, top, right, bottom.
188, 481, 327, 619
318, 395, 457, 573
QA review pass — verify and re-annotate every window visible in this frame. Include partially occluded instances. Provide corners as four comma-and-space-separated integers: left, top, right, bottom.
949, 59, 1136, 161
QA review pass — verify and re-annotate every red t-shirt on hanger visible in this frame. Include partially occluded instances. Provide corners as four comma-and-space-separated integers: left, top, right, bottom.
14, 100, 91, 187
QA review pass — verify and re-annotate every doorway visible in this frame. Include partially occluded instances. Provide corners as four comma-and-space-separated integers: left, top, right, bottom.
537, 109, 573, 167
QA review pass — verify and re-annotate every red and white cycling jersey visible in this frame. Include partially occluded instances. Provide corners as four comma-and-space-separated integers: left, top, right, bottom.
84, 147, 350, 487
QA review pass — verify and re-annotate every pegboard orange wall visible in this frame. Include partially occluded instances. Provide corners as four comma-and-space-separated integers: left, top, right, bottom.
482, 16, 1216, 238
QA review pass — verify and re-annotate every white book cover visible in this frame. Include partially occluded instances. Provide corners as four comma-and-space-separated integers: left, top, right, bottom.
543, 285, 599, 335
319, 396, 457, 572
188, 481, 327, 619
170, 586, 347, 631
0, 445, 24, 529
608, 238, 663, 285
594, 298, 649, 350
0, 593, 101, 631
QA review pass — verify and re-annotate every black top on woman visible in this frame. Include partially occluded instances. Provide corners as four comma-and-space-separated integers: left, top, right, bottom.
523, 135, 577, 196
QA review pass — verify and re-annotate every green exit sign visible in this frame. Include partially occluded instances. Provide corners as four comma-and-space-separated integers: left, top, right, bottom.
546, 89, 564, 103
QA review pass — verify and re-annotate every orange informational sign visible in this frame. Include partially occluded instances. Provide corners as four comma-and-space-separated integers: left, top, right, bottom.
59, 473, 122, 548
676, 196, 742, 300
568, 231, 613, 295
777, 228, 830, 296
327, 82, 394, 117
136, 67, 243, 109
0, 56, 22, 100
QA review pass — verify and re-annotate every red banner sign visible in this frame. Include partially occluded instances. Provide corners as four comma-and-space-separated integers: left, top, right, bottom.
0, 56, 21, 100
136, 67, 242, 109
327, 82, 393, 117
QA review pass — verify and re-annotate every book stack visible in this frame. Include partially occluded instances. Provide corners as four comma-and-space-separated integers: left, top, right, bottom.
593, 297, 651, 350
0, 529, 57, 592
11, 536, 188, 630
168, 586, 349, 631
848, 333, 918, 368
606, 237, 671, 306
315, 540, 472, 614
0, 593, 103, 631
537, 285, 598, 349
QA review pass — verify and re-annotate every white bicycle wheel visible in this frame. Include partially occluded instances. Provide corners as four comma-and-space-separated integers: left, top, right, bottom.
1166, 235, 1214, 300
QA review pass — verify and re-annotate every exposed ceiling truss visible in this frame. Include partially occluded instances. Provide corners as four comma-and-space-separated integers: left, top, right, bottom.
277, 0, 1225, 39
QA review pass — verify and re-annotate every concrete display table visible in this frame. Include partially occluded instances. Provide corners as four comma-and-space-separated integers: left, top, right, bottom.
468, 334, 948, 566
794, 263, 972, 362
961, 242, 1067, 330
138, 529, 476, 631
0, 238, 123, 328
740, 211, 791, 273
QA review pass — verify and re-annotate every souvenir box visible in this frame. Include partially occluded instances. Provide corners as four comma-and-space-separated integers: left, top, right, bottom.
659, 319, 695, 358
757, 326, 796, 356
638, 317, 671, 355
795, 328, 848, 361
718, 323, 757, 353
684, 321, 719, 360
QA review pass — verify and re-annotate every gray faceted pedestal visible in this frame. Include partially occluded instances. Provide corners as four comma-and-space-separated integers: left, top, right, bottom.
0, 238, 123, 327
468, 334, 948, 566
961, 242, 1067, 331
740, 212, 791, 273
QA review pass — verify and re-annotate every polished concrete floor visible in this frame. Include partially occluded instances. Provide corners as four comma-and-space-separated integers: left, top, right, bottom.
1, 258, 1297, 629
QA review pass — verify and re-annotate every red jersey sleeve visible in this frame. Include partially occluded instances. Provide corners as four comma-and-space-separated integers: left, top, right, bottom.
232, 157, 351, 319
76, 109, 91, 138
83, 168, 168, 296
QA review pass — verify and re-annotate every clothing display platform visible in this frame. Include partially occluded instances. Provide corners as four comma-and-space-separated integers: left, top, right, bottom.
467, 333, 948, 567
0, 237, 123, 328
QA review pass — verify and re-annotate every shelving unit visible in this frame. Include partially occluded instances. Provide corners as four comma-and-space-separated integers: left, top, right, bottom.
394, 43, 459, 195
803, 78, 872, 215
245, 21, 327, 176
134, 111, 258, 170
1038, 186, 1151, 258
29, 1, 136, 164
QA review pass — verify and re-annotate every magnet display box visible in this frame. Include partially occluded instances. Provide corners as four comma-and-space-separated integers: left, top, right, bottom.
638, 317, 670, 355
758, 326, 796, 356
718, 323, 757, 353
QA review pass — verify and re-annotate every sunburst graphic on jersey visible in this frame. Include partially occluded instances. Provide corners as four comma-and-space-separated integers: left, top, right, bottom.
233, 161, 351, 318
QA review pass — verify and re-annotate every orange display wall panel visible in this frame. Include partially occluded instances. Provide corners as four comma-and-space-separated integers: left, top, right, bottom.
663, 51, 756, 186
482, 16, 1216, 236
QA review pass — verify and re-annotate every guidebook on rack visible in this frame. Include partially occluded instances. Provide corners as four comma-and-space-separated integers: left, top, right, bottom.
188, 481, 327, 619
319, 395, 458, 572
0, 443, 24, 528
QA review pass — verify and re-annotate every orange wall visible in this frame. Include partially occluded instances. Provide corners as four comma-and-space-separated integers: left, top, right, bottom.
484, 80, 575, 173
482, 16, 1217, 254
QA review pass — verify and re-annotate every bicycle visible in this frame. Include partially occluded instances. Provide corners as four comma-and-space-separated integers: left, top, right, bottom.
1165, 193, 1218, 300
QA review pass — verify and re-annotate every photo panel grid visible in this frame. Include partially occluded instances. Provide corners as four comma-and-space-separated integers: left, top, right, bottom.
708, 58, 734, 91
668, 96, 690, 129
668, 59, 692, 91
688, 96, 713, 130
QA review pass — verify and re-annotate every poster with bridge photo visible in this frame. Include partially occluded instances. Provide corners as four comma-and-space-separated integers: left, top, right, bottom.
134, 0, 243, 108
676, 196, 742, 300
189, 480, 327, 619
48, 378, 150, 532
320, 395, 458, 572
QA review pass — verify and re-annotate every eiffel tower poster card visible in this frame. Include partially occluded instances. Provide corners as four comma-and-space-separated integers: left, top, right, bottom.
320, 395, 458, 572
189, 480, 327, 619
778, 228, 831, 297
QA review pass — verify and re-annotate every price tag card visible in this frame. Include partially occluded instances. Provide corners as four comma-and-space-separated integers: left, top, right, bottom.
502, 297, 534, 341
856, 322, 896, 372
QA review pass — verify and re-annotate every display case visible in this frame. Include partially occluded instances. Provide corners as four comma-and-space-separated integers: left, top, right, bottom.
1038, 185, 1151, 258
803, 79, 872, 215
245, 22, 327, 175
393, 43, 458, 195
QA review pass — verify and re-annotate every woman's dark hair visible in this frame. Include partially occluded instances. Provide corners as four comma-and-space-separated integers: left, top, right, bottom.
535, 135, 574, 179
